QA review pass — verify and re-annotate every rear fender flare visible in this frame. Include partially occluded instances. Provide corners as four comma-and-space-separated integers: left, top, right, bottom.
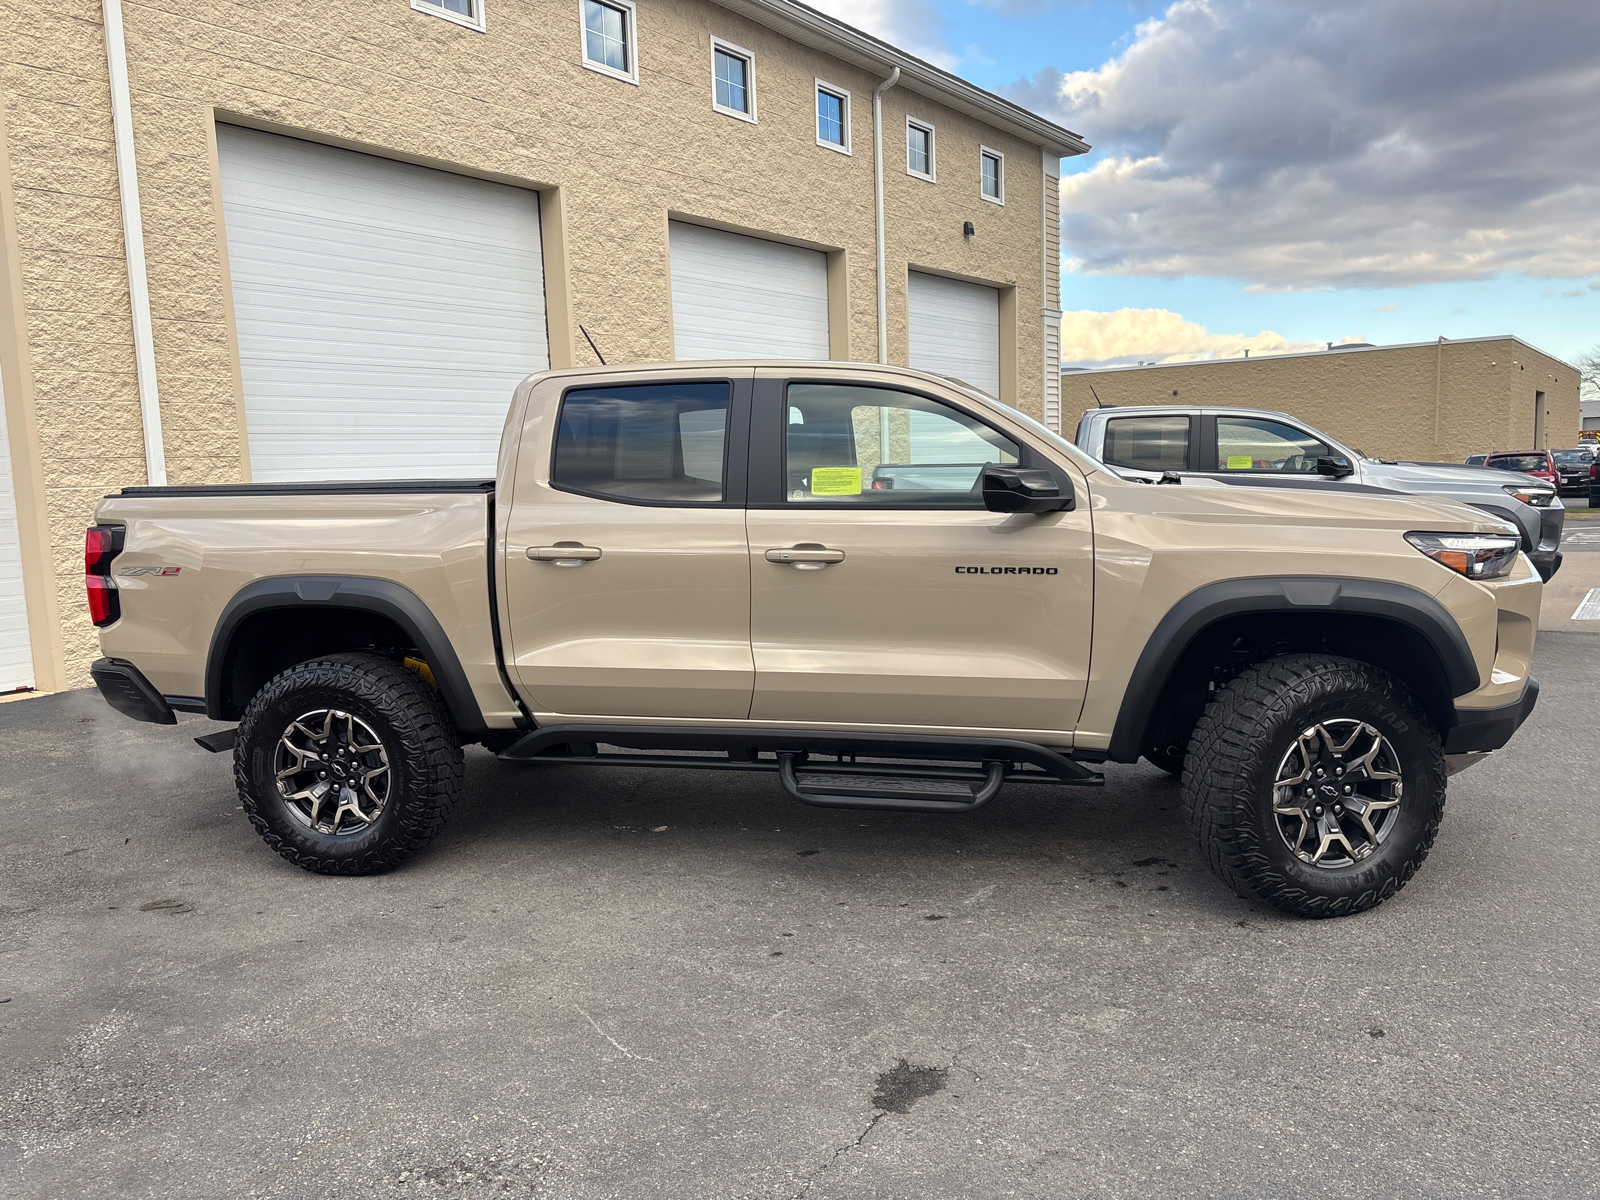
205, 576, 486, 735
1106, 577, 1479, 763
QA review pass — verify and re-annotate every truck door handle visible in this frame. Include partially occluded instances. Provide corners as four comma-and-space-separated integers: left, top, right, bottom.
527, 544, 602, 566
765, 546, 845, 570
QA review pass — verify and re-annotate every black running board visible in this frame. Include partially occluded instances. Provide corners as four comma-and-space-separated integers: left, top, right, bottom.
779, 753, 1005, 813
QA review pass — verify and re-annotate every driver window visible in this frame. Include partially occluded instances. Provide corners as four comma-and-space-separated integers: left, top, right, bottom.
1215, 416, 1329, 473
784, 383, 1019, 505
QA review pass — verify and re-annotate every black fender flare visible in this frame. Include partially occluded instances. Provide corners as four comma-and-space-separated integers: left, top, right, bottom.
205, 576, 486, 735
1106, 577, 1479, 763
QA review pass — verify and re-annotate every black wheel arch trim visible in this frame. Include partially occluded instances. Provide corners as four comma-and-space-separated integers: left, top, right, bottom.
1106, 576, 1480, 763
205, 576, 487, 735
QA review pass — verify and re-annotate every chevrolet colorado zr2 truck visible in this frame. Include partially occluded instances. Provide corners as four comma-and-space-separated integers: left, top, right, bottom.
86, 362, 1542, 918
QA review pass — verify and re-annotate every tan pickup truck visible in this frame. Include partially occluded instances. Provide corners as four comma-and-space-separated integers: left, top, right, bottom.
87, 362, 1542, 917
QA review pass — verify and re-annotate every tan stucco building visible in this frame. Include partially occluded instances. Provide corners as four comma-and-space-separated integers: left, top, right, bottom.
0, 0, 1086, 691
1061, 336, 1580, 463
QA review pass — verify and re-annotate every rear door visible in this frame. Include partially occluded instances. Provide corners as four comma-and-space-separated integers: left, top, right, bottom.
500, 370, 755, 720
743, 368, 1094, 735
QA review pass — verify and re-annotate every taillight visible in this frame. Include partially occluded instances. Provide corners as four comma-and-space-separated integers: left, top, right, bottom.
85, 525, 124, 626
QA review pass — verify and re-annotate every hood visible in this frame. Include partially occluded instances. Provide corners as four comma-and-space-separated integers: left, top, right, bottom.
1175, 473, 1520, 536
1369, 460, 1549, 491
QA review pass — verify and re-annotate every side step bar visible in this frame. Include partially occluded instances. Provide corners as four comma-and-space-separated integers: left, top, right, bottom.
497, 723, 1102, 813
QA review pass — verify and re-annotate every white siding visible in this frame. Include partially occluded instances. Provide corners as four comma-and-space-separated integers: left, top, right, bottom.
669, 222, 829, 360
907, 271, 1001, 398
0, 367, 34, 692
217, 125, 549, 481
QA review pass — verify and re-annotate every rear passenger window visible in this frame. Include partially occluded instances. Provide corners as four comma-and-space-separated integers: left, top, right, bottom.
552, 382, 730, 503
1102, 415, 1190, 471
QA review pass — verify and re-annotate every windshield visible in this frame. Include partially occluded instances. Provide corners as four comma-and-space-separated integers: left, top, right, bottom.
937, 378, 1106, 473
1553, 449, 1592, 465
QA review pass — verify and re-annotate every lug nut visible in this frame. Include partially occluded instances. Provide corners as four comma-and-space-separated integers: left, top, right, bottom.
1343, 785, 1352, 794
1314, 805, 1324, 816
1334, 804, 1344, 815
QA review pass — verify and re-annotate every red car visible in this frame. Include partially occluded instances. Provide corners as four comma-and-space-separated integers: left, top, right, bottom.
1484, 450, 1560, 488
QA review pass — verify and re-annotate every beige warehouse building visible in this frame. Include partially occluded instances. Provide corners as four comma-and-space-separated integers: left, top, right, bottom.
1060, 336, 1580, 463
0, 0, 1087, 691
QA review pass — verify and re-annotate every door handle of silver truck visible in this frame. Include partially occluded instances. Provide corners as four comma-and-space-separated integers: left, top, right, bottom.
527, 544, 602, 566
765, 545, 845, 570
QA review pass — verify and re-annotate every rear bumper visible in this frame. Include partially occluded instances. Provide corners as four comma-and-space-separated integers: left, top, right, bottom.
90, 658, 176, 725
1445, 678, 1539, 754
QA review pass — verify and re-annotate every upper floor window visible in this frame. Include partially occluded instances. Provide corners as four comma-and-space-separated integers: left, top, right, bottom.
712, 38, 756, 122
581, 0, 637, 84
411, 0, 485, 33
980, 148, 1004, 203
906, 118, 935, 181
816, 82, 850, 153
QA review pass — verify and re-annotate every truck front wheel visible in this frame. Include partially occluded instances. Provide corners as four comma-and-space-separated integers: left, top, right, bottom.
235, 653, 465, 875
1182, 654, 1445, 918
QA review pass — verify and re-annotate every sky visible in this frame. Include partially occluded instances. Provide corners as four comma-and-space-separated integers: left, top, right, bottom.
806, 0, 1600, 369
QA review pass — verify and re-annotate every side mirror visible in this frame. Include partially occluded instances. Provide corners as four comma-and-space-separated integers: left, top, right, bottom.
982, 467, 1073, 513
1315, 455, 1354, 479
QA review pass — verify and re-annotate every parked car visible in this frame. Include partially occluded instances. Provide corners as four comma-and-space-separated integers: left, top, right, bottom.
1484, 450, 1560, 490
1551, 447, 1600, 497
88, 361, 1542, 919
1073, 406, 1564, 580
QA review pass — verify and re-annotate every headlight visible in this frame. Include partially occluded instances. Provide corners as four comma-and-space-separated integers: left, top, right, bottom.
1501, 483, 1554, 507
1405, 532, 1521, 580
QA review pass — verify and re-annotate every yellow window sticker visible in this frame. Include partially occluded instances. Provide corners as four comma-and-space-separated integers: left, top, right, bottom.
811, 467, 863, 495
1226, 455, 1253, 470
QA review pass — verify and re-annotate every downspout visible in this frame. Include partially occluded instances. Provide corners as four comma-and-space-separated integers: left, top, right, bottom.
872, 67, 900, 364
102, 0, 165, 485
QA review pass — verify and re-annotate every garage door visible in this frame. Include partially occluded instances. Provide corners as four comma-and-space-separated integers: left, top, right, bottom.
217, 126, 549, 481
908, 271, 1000, 398
0, 374, 34, 692
669, 222, 829, 360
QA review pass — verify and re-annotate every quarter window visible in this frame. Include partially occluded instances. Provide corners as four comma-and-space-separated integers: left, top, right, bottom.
411, 0, 485, 33
782, 383, 1018, 506
816, 82, 850, 152
581, 0, 636, 82
906, 119, 935, 180
1215, 416, 1329, 473
1102, 415, 1190, 472
553, 383, 731, 504
980, 148, 1003, 203
712, 40, 756, 121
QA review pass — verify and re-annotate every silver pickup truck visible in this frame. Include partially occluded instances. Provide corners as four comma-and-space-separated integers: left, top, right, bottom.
1074, 405, 1564, 580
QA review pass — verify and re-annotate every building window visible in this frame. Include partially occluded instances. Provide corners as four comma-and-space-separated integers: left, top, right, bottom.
980, 147, 1004, 204
581, 0, 637, 83
906, 118, 935, 181
815, 81, 850, 153
410, 0, 485, 33
711, 38, 756, 122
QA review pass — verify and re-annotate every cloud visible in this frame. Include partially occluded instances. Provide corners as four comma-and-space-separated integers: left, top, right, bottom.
1008, 0, 1600, 289
1373, 305, 1398, 313
1564, 289, 1585, 298
1059, 307, 1359, 368
805, 0, 958, 68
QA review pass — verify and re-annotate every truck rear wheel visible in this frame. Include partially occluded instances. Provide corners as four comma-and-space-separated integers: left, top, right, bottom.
1182, 653, 1445, 918
235, 653, 464, 875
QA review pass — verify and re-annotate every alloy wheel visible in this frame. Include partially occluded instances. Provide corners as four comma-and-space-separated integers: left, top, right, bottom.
1272, 719, 1403, 868
274, 709, 391, 836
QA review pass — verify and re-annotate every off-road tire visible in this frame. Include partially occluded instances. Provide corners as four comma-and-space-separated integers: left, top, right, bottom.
235, 653, 464, 875
1182, 653, 1446, 918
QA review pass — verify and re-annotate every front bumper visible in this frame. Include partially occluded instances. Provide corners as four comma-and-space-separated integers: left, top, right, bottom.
90, 658, 176, 725
1529, 548, 1563, 582
1445, 678, 1539, 754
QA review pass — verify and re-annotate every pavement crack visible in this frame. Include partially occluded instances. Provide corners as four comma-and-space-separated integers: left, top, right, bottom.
791, 1108, 886, 1199
572, 1003, 657, 1063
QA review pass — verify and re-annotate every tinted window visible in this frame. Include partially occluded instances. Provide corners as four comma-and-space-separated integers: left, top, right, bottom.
783, 383, 1018, 505
553, 382, 730, 503
1488, 454, 1546, 473
1552, 449, 1590, 465
1102, 415, 1189, 471
1216, 417, 1329, 473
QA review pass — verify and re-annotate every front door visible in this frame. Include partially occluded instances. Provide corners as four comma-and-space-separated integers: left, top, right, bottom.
744, 370, 1094, 736
501, 371, 755, 720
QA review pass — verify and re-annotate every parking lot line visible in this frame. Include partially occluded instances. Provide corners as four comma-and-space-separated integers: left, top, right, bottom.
1573, 588, 1600, 620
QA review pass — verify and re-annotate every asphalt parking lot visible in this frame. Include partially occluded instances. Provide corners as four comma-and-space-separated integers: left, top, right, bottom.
3, 637, 1598, 1199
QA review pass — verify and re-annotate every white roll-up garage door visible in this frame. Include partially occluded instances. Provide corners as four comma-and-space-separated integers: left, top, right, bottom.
217, 126, 549, 481
0, 372, 35, 693
669, 222, 829, 360
908, 271, 1001, 398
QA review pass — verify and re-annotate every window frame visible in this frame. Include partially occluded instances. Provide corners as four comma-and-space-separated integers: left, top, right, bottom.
578, 0, 638, 85
410, 0, 486, 33
546, 377, 752, 509
905, 117, 936, 182
979, 146, 1004, 205
710, 37, 757, 123
746, 376, 1062, 511
814, 80, 851, 155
